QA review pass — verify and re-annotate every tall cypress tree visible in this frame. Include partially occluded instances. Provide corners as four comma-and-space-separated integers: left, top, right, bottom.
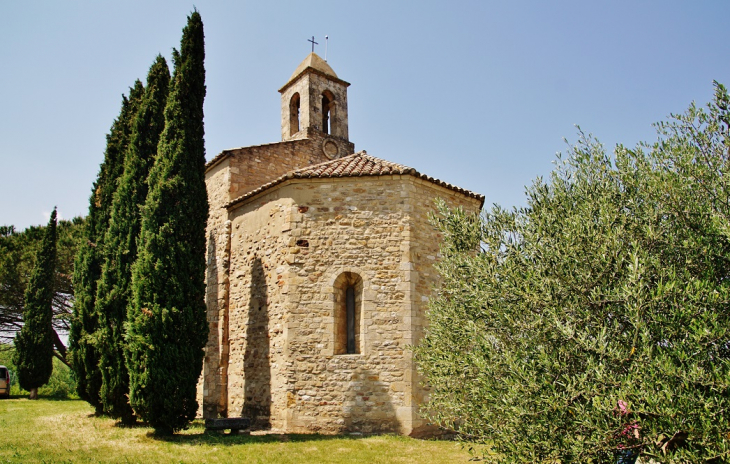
97, 56, 170, 425
69, 82, 144, 413
127, 11, 208, 434
14, 208, 57, 400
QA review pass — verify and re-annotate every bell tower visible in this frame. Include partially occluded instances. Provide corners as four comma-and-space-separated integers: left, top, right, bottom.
279, 52, 353, 158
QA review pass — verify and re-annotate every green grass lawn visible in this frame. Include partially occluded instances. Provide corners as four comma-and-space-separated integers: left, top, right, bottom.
0, 397, 474, 463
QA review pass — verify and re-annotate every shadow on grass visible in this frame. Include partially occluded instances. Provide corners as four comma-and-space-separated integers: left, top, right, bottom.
147, 428, 371, 446
3, 395, 78, 401
112, 420, 150, 429
36, 396, 80, 401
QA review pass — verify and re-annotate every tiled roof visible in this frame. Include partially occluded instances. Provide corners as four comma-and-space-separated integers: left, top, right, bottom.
226, 151, 485, 209
296, 152, 416, 177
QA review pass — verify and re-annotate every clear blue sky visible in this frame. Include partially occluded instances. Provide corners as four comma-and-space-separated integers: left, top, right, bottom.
2, 1, 729, 230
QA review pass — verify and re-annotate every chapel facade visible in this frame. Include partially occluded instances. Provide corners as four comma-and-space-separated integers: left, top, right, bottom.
199, 53, 484, 436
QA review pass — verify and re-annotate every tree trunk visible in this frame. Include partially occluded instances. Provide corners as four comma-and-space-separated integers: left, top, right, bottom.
53, 350, 71, 368
52, 329, 68, 364
29, 388, 38, 400
120, 410, 137, 427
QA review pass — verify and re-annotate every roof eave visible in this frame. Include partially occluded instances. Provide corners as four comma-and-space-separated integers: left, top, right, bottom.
279, 67, 351, 94
225, 171, 485, 211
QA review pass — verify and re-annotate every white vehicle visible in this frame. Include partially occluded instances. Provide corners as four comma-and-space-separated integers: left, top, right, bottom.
0, 366, 10, 398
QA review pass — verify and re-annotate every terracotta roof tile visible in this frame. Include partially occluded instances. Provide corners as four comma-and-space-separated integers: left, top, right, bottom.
226, 151, 485, 209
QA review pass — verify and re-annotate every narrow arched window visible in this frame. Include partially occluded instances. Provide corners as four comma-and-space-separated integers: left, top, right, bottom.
334, 272, 362, 354
346, 285, 356, 354
321, 90, 335, 135
289, 93, 301, 136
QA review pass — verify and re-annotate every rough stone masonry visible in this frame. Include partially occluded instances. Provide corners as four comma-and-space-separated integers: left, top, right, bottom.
198, 52, 484, 436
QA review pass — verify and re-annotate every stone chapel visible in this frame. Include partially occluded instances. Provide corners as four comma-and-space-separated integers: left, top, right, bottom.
198, 52, 484, 436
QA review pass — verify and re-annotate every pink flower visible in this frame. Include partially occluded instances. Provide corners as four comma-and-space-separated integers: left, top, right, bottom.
621, 422, 639, 437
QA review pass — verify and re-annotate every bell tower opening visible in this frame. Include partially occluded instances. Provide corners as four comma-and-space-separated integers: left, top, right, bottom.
289, 93, 301, 136
321, 91, 335, 135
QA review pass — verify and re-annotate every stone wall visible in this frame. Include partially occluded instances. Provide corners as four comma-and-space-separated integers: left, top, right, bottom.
200, 135, 356, 418
404, 178, 483, 434
199, 158, 232, 418
225, 195, 294, 429
278, 177, 409, 434
211, 134, 354, 205
212, 175, 481, 434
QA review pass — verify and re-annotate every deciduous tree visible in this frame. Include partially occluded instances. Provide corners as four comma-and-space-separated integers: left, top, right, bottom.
415, 83, 730, 463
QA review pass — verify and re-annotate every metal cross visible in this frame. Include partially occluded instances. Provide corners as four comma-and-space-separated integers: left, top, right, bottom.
308, 36, 318, 53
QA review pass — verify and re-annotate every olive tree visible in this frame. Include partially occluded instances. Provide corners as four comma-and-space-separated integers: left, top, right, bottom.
415, 83, 730, 463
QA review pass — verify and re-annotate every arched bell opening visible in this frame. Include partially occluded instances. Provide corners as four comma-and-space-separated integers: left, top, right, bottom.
321, 90, 336, 135
289, 92, 301, 136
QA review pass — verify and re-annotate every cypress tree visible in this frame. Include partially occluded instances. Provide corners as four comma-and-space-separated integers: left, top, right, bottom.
97, 56, 170, 424
13, 208, 57, 399
127, 11, 208, 434
69, 82, 144, 413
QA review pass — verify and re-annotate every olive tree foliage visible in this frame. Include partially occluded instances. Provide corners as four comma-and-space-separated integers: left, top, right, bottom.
415, 83, 730, 463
